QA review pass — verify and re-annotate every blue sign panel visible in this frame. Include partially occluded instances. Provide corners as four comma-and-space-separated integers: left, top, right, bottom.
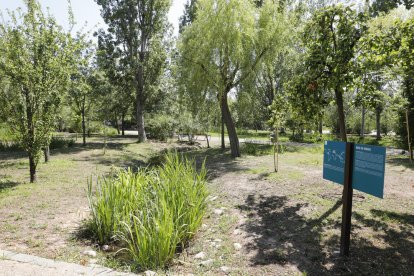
352, 144, 386, 199
323, 141, 346, 185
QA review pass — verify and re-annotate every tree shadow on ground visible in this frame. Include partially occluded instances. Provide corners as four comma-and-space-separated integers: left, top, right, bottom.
386, 156, 414, 171
238, 194, 414, 275
0, 179, 20, 192
183, 147, 247, 180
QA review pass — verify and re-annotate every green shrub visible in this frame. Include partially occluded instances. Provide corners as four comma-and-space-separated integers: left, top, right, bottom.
242, 143, 273, 156
146, 115, 176, 141
87, 153, 208, 269
50, 136, 75, 149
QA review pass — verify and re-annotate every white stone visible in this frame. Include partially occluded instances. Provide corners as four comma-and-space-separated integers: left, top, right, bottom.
144, 270, 157, 276
220, 266, 231, 273
194, 252, 206, 260
102, 245, 110, 252
208, 196, 218, 201
233, 229, 242, 235
199, 259, 213, 266
88, 259, 98, 264
233, 243, 242, 250
213, 209, 224, 215
82, 250, 97, 257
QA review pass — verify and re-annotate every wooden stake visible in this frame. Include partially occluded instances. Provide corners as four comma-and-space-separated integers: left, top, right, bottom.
340, 142, 354, 256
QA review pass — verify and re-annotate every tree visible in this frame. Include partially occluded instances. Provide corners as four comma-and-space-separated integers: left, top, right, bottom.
68, 46, 95, 146
95, 0, 171, 143
362, 11, 414, 159
302, 5, 366, 142
179, 0, 287, 157
179, 0, 197, 33
0, 0, 78, 182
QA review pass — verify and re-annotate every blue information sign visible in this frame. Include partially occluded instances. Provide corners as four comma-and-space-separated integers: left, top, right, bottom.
323, 141, 346, 185
323, 141, 386, 199
352, 144, 386, 199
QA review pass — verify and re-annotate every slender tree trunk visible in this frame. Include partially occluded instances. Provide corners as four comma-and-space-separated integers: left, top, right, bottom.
136, 48, 146, 142
29, 154, 37, 183
221, 113, 225, 150
121, 112, 125, 136
82, 109, 86, 146
43, 145, 50, 163
220, 92, 240, 158
115, 113, 120, 135
318, 119, 323, 135
406, 109, 413, 162
334, 87, 347, 142
361, 105, 365, 138
376, 107, 381, 140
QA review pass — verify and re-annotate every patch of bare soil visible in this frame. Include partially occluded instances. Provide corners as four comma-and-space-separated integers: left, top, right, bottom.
171, 149, 414, 275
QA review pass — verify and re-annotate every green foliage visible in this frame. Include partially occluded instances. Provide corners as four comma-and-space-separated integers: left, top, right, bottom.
49, 137, 75, 149
179, 0, 288, 157
95, 0, 171, 142
0, 0, 82, 181
87, 153, 208, 269
295, 5, 367, 141
146, 114, 176, 141
241, 143, 273, 156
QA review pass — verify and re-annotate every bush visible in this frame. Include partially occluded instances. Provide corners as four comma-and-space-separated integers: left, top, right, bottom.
242, 143, 273, 156
146, 115, 176, 141
87, 152, 208, 269
50, 136, 75, 149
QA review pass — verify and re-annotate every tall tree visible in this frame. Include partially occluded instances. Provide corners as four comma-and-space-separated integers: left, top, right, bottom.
68, 45, 95, 146
179, 0, 197, 33
302, 5, 366, 142
95, 0, 171, 142
362, 11, 414, 159
179, 0, 286, 157
0, 0, 78, 182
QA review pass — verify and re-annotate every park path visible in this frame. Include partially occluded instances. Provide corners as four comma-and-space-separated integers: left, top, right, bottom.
0, 250, 135, 276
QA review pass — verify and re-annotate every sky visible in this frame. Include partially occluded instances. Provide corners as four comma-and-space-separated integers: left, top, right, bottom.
0, 0, 187, 37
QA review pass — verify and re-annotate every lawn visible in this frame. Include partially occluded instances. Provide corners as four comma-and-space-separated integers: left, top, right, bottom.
0, 136, 413, 274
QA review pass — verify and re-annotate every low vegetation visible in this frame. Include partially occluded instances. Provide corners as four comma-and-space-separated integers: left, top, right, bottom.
87, 152, 208, 269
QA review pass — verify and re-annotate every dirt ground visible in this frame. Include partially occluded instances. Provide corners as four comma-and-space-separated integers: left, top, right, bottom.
1, 137, 413, 275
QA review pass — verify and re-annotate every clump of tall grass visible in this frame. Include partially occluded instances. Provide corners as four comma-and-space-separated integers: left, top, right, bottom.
87, 152, 208, 269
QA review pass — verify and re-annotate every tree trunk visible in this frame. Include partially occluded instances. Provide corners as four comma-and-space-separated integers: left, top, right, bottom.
334, 87, 347, 142
361, 105, 365, 138
43, 145, 50, 163
376, 107, 381, 140
406, 109, 413, 162
115, 113, 120, 135
318, 119, 323, 135
29, 154, 37, 183
220, 92, 240, 158
82, 109, 86, 146
136, 48, 146, 142
121, 112, 125, 136
221, 110, 225, 150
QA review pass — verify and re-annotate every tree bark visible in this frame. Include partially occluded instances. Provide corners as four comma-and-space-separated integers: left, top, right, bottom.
334, 87, 347, 142
136, 51, 147, 143
82, 109, 86, 146
376, 107, 381, 140
43, 145, 50, 163
220, 92, 240, 158
121, 112, 125, 136
406, 109, 413, 162
221, 111, 225, 150
318, 119, 323, 135
361, 105, 365, 138
29, 154, 37, 183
